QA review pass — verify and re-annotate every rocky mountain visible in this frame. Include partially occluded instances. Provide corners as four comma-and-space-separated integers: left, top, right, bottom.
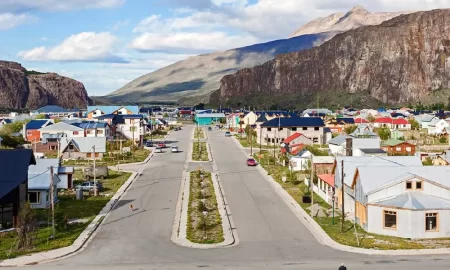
216, 10, 450, 108
290, 5, 407, 37
0, 61, 90, 110
106, 6, 403, 105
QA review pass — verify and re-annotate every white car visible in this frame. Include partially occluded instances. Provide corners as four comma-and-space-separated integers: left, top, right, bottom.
171, 146, 179, 153
155, 146, 163, 153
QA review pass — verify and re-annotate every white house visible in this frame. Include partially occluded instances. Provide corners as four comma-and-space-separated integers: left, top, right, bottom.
116, 115, 144, 141
242, 111, 258, 126
427, 119, 450, 135
71, 121, 112, 140
28, 172, 60, 209
353, 166, 450, 239
39, 122, 84, 139
333, 156, 423, 220
415, 114, 439, 129
289, 149, 312, 172
28, 158, 74, 190
328, 135, 349, 156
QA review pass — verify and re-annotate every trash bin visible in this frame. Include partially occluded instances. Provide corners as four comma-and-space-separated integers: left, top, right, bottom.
76, 188, 83, 200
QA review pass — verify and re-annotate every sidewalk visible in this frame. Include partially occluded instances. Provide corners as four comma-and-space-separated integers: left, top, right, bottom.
231, 136, 450, 256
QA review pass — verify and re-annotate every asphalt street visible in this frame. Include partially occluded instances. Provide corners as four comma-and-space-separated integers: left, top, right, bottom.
24, 126, 450, 270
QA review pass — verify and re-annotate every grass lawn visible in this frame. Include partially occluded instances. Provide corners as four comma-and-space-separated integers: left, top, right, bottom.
237, 137, 271, 149
192, 142, 208, 161
255, 151, 427, 250
194, 128, 205, 139
0, 170, 132, 260
186, 171, 224, 244
63, 148, 150, 166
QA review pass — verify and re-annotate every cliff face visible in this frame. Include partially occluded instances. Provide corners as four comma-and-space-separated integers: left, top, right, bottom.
0, 61, 89, 109
219, 10, 450, 105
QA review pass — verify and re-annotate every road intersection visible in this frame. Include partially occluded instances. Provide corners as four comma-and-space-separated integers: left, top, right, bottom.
20, 126, 450, 270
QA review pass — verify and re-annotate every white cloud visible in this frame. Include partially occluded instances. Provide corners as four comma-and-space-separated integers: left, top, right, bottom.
0, 0, 125, 12
18, 32, 126, 63
130, 31, 258, 53
0, 13, 33, 30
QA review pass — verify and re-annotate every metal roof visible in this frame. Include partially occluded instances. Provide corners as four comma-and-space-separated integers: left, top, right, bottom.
359, 148, 386, 154
26, 119, 53, 130
87, 106, 139, 115
328, 134, 350, 145
72, 121, 108, 129
255, 113, 268, 123
39, 122, 84, 132
373, 192, 450, 210
28, 172, 61, 190
59, 137, 106, 153
0, 149, 36, 199
195, 113, 226, 118
34, 105, 79, 113
29, 158, 60, 173
261, 116, 325, 127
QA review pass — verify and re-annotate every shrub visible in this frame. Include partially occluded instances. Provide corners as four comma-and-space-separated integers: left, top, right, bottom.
439, 136, 447, 144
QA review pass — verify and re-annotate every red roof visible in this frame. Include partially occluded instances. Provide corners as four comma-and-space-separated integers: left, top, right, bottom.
354, 118, 369, 124
291, 144, 306, 155
318, 174, 335, 187
283, 132, 303, 144
374, 117, 409, 125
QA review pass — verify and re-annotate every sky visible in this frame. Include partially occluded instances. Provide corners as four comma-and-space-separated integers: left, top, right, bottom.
0, 0, 449, 96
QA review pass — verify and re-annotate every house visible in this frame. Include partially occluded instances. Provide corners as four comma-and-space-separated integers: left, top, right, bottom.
282, 133, 313, 147
415, 114, 438, 129
0, 118, 12, 127
24, 119, 54, 142
427, 118, 450, 135
289, 149, 312, 171
194, 113, 226, 126
381, 139, 416, 156
39, 122, 84, 139
350, 124, 377, 138
258, 116, 327, 145
303, 108, 332, 117
116, 115, 145, 141
242, 111, 259, 126
0, 149, 36, 229
416, 151, 450, 166
373, 118, 411, 130
86, 106, 139, 119
31, 105, 80, 118
226, 113, 240, 130
330, 136, 384, 157
333, 156, 423, 220
27, 172, 60, 209
314, 174, 335, 205
352, 166, 450, 239
328, 135, 349, 156
28, 159, 74, 189
59, 137, 106, 160
72, 121, 111, 139
353, 118, 370, 124
326, 118, 355, 133
390, 129, 404, 140
178, 108, 193, 119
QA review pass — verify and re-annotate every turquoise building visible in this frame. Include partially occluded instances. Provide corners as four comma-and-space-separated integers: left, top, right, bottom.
194, 113, 226, 126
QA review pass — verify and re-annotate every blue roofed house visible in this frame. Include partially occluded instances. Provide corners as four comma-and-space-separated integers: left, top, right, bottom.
71, 121, 112, 140
27, 172, 60, 209
0, 118, 12, 127
31, 105, 81, 118
0, 149, 36, 229
352, 166, 450, 239
194, 113, 226, 126
87, 106, 139, 119
24, 119, 54, 142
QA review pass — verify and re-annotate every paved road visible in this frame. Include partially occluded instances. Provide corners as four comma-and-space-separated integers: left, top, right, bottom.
26, 126, 450, 270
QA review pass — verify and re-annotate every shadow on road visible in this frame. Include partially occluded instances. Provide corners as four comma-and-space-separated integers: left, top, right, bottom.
112, 199, 134, 210
101, 209, 147, 226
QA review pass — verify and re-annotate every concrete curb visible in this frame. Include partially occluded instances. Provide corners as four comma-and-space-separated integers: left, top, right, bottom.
231, 137, 450, 256
0, 171, 141, 267
171, 127, 237, 249
189, 128, 212, 163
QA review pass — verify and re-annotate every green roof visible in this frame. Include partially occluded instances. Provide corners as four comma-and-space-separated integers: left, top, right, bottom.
382, 139, 406, 146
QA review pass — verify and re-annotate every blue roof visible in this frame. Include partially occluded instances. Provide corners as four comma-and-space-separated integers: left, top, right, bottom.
28, 173, 60, 190
255, 113, 268, 123
72, 121, 108, 129
121, 114, 143, 119
0, 119, 12, 124
336, 118, 355, 124
35, 105, 78, 113
26, 120, 52, 130
261, 116, 325, 127
87, 106, 139, 115
0, 149, 36, 198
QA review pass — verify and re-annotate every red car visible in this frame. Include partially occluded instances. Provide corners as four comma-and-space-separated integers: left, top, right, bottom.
246, 158, 257, 166
158, 142, 166, 148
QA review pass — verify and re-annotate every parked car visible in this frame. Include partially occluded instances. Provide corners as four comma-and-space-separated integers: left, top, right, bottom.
225, 131, 231, 137
76, 181, 103, 191
158, 141, 166, 148
171, 146, 179, 153
145, 141, 153, 147
83, 166, 109, 180
246, 158, 257, 166
155, 146, 163, 153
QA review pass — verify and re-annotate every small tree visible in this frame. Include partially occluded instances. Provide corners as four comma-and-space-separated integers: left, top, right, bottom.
409, 119, 420, 130
422, 157, 433, 166
439, 136, 447, 144
378, 127, 391, 140
344, 125, 357, 135
16, 202, 37, 249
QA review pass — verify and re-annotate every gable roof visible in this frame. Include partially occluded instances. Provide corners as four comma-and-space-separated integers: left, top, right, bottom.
328, 134, 350, 145
72, 121, 108, 129
28, 172, 61, 190
0, 118, 12, 124
255, 113, 268, 123
261, 116, 325, 128
283, 132, 304, 144
0, 149, 36, 199
39, 122, 84, 132
381, 139, 409, 147
374, 117, 409, 125
35, 105, 78, 114
59, 137, 106, 153
318, 174, 335, 188
28, 158, 60, 173
26, 119, 53, 130
354, 118, 369, 124
372, 192, 450, 210
87, 106, 139, 115
336, 118, 355, 124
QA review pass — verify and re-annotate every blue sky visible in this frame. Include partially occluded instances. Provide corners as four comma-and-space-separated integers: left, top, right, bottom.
0, 0, 448, 96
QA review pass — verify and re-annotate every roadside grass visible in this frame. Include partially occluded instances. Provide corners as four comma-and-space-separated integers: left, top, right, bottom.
237, 137, 271, 149
192, 142, 208, 161
0, 170, 132, 260
186, 171, 224, 244
63, 148, 150, 166
254, 150, 426, 250
194, 128, 205, 139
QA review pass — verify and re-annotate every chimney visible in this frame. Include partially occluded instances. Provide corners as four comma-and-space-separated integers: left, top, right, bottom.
346, 137, 353, 156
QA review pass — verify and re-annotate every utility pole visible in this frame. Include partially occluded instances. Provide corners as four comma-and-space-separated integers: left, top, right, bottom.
310, 154, 314, 218
93, 146, 98, 196
341, 159, 345, 233
50, 166, 55, 238
259, 125, 262, 154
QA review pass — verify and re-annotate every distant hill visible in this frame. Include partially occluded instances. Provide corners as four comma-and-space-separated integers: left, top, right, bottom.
104, 6, 407, 105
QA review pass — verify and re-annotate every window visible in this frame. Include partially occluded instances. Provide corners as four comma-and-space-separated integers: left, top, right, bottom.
396, 147, 401, 151
416, 181, 423, 190
303, 127, 307, 131
87, 130, 92, 134
267, 128, 272, 131
292, 127, 297, 131
73, 131, 79, 135
314, 127, 319, 131
313, 138, 319, 143
68, 144, 74, 150
279, 128, 283, 131
28, 192, 40, 204
406, 181, 412, 190
87, 153, 92, 158
425, 213, 438, 231
27, 131, 32, 136
384, 210, 397, 229
406, 147, 411, 152
49, 145, 56, 151
97, 130, 103, 134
